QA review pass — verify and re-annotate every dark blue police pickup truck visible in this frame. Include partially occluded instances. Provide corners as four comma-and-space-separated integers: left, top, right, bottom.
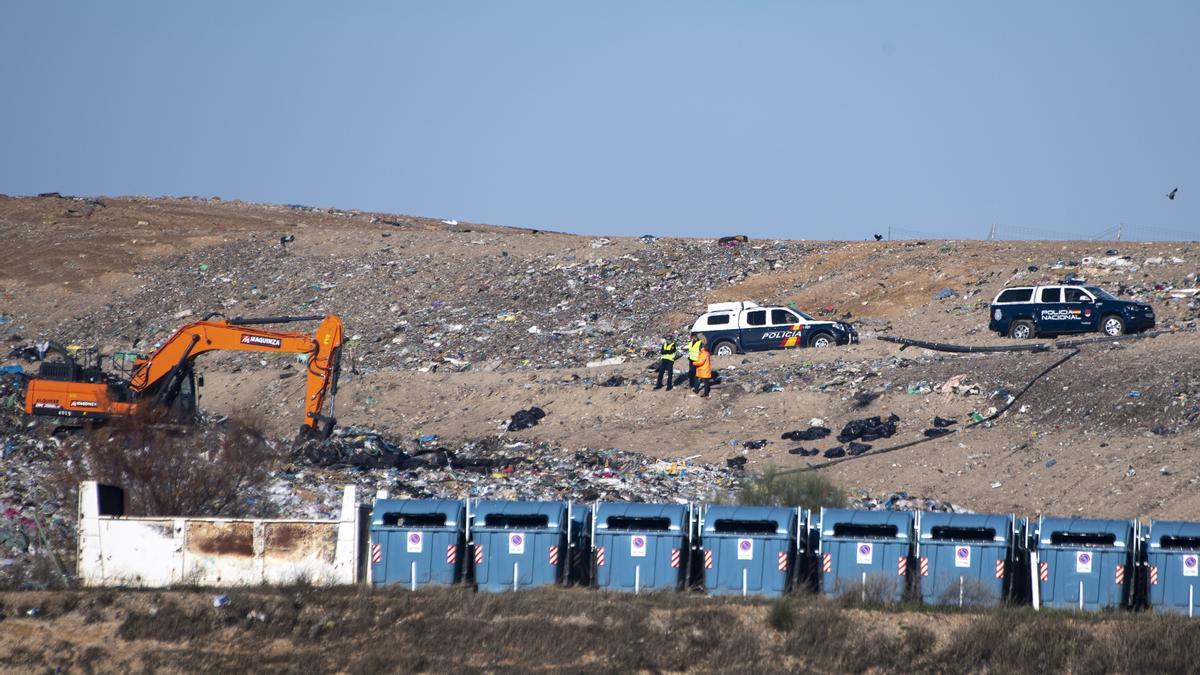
988, 282, 1155, 339
689, 302, 858, 356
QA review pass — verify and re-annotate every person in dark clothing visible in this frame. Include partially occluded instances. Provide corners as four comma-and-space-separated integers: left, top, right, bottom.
654, 334, 678, 390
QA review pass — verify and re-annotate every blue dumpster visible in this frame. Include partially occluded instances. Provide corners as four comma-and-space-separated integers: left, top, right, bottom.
818, 508, 913, 601
1145, 520, 1200, 616
700, 504, 799, 597
470, 500, 567, 592
593, 502, 689, 593
1032, 516, 1135, 611
916, 511, 1015, 607
370, 498, 466, 588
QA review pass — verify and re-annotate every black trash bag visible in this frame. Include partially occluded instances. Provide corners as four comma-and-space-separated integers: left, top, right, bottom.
823, 446, 846, 459
837, 416, 897, 443
507, 406, 546, 432
847, 441, 872, 456
933, 416, 958, 428
783, 426, 831, 441
923, 428, 954, 438
726, 456, 749, 470
788, 446, 808, 455
743, 439, 768, 450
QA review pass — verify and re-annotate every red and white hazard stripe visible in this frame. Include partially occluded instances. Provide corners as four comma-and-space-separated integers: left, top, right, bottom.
995, 559, 1005, 579
1115, 564, 1125, 585
919, 557, 929, 577
704, 549, 713, 569
446, 544, 457, 565
822, 552, 832, 573
370, 542, 382, 564
474, 544, 484, 565
595, 546, 606, 567
897, 556, 908, 577
1038, 561, 1049, 582
1149, 565, 1159, 585
548, 545, 559, 566
671, 548, 681, 569
777, 551, 788, 572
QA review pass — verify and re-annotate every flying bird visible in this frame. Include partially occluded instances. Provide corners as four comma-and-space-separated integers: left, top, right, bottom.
1167, 188, 1178, 201
873, 234, 883, 241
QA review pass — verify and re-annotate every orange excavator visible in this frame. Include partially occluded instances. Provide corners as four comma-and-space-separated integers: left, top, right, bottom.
23, 314, 344, 438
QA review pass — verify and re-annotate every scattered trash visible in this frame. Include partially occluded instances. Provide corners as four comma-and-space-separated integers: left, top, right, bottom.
932, 287, 957, 300
213, 595, 231, 608
906, 381, 932, 395
1045, 459, 1057, 468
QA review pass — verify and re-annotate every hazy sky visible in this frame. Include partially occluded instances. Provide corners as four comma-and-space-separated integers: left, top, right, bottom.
1, 2, 1196, 239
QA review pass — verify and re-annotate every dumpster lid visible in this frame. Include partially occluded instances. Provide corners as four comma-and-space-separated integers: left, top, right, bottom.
1038, 516, 1132, 547
821, 508, 911, 539
595, 502, 687, 531
702, 504, 796, 535
918, 512, 1012, 542
1147, 520, 1200, 549
372, 498, 464, 527
472, 500, 565, 529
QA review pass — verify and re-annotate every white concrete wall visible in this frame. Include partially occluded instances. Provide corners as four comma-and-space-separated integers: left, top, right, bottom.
77, 481, 359, 587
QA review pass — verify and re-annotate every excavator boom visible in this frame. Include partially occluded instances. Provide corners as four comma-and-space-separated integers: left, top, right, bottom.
23, 314, 345, 437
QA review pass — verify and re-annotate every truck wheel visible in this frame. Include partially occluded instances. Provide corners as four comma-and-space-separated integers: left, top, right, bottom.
713, 340, 737, 357
1102, 315, 1125, 337
809, 332, 834, 349
1008, 320, 1035, 340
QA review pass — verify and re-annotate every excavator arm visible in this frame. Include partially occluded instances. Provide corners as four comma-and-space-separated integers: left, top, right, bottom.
126, 314, 345, 436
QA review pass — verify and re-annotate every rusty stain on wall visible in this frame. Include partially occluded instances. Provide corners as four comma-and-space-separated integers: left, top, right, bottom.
263, 523, 336, 562
188, 521, 254, 557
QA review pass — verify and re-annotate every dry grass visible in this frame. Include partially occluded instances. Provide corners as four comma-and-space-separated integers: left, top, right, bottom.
4, 586, 1200, 673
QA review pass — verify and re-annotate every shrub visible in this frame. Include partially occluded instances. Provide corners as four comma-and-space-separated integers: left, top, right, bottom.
738, 468, 847, 509
767, 597, 796, 632
55, 414, 281, 516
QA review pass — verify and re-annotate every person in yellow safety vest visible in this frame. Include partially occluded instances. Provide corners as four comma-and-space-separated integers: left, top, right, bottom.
686, 332, 703, 392
654, 333, 678, 390
694, 339, 713, 398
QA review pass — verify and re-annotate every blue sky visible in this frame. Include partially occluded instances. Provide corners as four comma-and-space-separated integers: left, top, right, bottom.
1, 2, 1196, 239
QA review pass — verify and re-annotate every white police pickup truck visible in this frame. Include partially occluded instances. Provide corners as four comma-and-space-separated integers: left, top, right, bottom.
689, 301, 858, 356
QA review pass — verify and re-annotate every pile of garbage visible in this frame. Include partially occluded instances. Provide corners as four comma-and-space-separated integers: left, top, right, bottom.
288, 426, 743, 507
0, 374, 74, 588
30, 226, 820, 373
848, 490, 971, 513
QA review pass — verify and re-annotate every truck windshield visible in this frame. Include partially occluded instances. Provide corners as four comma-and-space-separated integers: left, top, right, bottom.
1085, 287, 1117, 301
796, 311, 815, 321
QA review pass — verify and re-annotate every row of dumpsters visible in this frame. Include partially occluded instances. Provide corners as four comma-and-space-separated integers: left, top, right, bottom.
370, 497, 1200, 615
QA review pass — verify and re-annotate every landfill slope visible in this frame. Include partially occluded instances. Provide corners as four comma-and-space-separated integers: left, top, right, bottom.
2, 194, 1199, 531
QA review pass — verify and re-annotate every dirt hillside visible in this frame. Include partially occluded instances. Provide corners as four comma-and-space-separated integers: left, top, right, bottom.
2, 194, 1199, 521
